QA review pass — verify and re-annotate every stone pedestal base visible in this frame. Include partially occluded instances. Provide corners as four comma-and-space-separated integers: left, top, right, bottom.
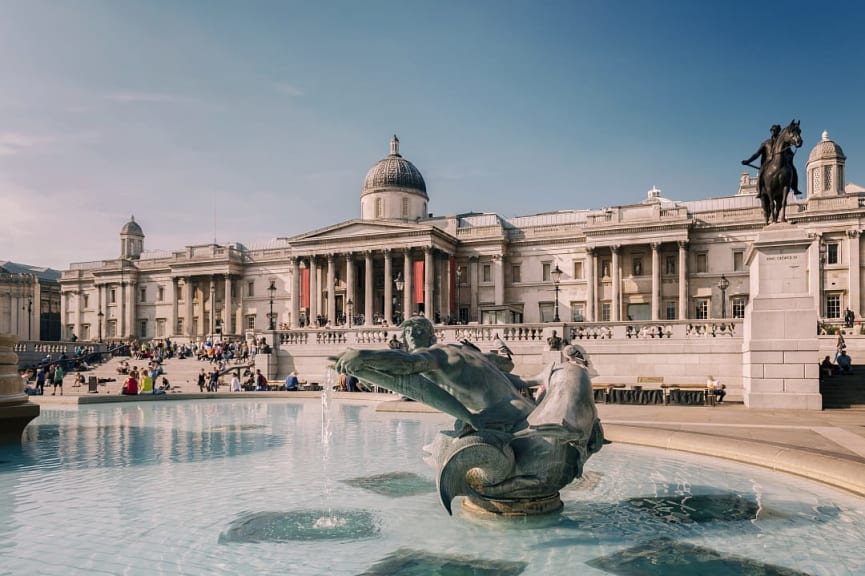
462, 493, 563, 517
742, 225, 821, 410
0, 402, 40, 443
0, 334, 39, 444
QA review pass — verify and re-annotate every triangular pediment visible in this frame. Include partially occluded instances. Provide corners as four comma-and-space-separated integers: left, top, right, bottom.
288, 219, 436, 243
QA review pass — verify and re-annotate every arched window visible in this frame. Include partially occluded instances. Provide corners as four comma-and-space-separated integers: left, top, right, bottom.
401, 197, 409, 218
375, 198, 383, 218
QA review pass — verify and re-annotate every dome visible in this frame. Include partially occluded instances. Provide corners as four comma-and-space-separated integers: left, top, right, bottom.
120, 215, 144, 236
808, 131, 846, 164
362, 135, 427, 199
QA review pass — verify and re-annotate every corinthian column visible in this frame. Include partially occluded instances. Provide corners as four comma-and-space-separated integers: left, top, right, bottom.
383, 249, 393, 325
365, 251, 374, 326
611, 245, 621, 322
585, 247, 595, 322
651, 242, 660, 321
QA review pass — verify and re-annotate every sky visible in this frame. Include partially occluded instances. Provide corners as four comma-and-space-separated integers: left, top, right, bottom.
2, 0, 864, 271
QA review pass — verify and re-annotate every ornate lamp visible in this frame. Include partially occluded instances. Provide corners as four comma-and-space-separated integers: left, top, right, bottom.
552, 264, 563, 322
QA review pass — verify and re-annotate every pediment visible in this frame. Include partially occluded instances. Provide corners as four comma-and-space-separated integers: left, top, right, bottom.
289, 219, 434, 243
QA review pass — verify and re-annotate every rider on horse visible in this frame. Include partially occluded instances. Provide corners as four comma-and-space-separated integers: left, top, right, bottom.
743, 124, 802, 197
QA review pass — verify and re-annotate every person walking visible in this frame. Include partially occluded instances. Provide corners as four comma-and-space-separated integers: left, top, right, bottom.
51, 364, 64, 396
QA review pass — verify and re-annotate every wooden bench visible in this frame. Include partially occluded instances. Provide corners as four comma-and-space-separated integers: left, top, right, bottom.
660, 383, 714, 406
592, 383, 624, 404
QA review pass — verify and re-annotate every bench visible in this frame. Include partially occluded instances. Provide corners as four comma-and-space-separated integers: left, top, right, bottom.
660, 383, 714, 406
592, 383, 624, 404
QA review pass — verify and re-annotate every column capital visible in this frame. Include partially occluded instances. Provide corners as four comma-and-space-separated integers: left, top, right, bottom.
847, 229, 860, 239
650, 242, 661, 251
327, 253, 336, 263
677, 240, 689, 250
382, 247, 392, 256
585, 246, 595, 256
610, 244, 621, 254
492, 253, 503, 262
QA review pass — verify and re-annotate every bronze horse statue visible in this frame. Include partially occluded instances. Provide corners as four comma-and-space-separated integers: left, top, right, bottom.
759, 120, 803, 224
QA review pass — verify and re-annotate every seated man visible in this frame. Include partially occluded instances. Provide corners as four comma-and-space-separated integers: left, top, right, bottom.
837, 351, 853, 374
706, 375, 726, 403
284, 371, 299, 391
821, 355, 839, 377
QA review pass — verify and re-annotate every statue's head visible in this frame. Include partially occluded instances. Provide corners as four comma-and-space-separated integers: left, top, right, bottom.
770, 124, 781, 136
400, 316, 436, 350
563, 344, 589, 367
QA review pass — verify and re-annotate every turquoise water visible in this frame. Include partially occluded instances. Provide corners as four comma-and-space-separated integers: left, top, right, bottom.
1, 399, 864, 575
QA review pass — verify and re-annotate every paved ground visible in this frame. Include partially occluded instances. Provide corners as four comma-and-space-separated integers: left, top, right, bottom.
27, 356, 865, 498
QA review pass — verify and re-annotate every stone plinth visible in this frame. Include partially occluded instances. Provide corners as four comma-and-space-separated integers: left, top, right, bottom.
742, 224, 821, 410
0, 334, 40, 443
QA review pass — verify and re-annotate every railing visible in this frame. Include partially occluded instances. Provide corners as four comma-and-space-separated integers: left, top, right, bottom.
271, 320, 743, 347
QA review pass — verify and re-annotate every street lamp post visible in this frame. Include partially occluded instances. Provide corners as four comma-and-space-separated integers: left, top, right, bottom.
268, 280, 276, 330
97, 311, 104, 342
347, 299, 353, 328
394, 272, 404, 325
717, 274, 730, 319
552, 265, 562, 322
455, 267, 462, 324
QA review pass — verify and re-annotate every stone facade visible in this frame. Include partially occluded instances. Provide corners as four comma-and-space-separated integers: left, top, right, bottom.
60, 132, 864, 343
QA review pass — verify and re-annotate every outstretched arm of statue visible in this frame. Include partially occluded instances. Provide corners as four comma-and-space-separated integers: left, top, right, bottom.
332, 348, 435, 376
742, 148, 762, 165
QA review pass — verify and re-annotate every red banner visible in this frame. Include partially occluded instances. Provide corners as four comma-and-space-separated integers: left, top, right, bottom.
301, 268, 310, 309
413, 260, 424, 305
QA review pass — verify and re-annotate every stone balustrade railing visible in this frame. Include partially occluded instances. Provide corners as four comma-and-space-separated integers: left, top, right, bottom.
270, 320, 743, 347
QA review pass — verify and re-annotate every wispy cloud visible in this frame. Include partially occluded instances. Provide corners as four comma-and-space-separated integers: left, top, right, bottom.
275, 82, 303, 97
100, 91, 196, 104
0, 132, 56, 156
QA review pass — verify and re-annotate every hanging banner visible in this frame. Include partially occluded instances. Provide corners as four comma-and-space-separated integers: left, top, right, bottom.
301, 268, 310, 309
413, 260, 424, 305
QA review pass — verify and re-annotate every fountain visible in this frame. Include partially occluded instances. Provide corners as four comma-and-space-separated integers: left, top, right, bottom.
332, 316, 604, 516
3, 399, 865, 574
0, 334, 39, 443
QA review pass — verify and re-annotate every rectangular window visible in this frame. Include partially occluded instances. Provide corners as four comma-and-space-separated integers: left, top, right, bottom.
177, 285, 183, 302
482, 264, 491, 283
826, 294, 841, 319
192, 317, 198, 335
733, 251, 744, 271
139, 320, 147, 338
665, 255, 676, 275
571, 302, 585, 322
247, 315, 256, 330
695, 299, 708, 320
538, 302, 554, 323
512, 264, 522, 283
83, 294, 90, 309
110, 289, 116, 304
66, 325, 75, 340
247, 281, 255, 297
375, 198, 384, 218
827, 243, 839, 265
665, 301, 677, 320
107, 320, 117, 338
176, 318, 184, 335
696, 253, 708, 273
601, 302, 611, 322
156, 318, 165, 338
401, 197, 409, 218
157, 286, 165, 302
81, 324, 90, 341
541, 262, 550, 282
573, 260, 584, 280
732, 297, 747, 319
140, 287, 146, 302
823, 165, 832, 191
632, 257, 643, 276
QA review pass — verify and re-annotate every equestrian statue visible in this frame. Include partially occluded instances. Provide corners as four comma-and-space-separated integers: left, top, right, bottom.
743, 120, 803, 225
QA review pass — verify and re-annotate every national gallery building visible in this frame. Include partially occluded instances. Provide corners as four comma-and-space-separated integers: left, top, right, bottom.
60, 133, 862, 344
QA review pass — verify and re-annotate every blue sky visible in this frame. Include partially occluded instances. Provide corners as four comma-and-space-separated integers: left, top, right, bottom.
2, 0, 864, 270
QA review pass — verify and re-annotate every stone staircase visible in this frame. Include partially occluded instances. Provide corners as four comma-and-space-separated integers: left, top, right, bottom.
820, 365, 865, 409
70, 355, 250, 394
